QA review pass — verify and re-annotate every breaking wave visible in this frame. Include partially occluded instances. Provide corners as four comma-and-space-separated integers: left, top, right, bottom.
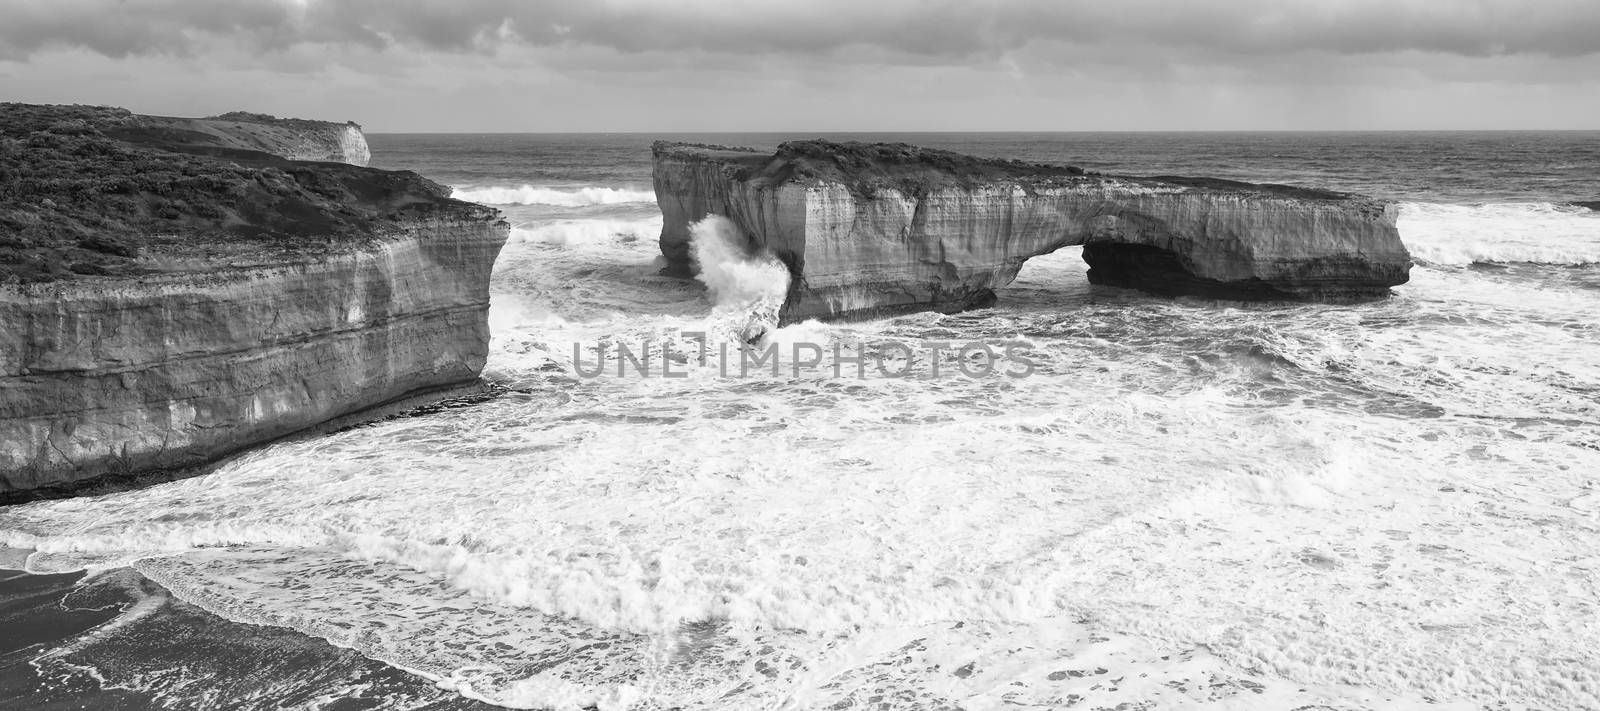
1398, 201, 1600, 266
452, 185, 656, 207
508, 217, 660, 247
689, 215, 791, 344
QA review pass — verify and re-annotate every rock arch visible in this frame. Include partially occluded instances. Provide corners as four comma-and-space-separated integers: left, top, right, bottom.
653, 141, 1412, 324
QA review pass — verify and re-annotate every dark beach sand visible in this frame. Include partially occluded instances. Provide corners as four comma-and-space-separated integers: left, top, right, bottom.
0, 566, 495, 710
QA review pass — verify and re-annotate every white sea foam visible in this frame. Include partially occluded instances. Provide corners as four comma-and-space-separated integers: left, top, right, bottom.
4, 202, 1600, 710
688, 215, 790, 344
5, 367, 1583, 709
688, 216, 790, 311
1398, 201, 1600, 265
453, 185, 656, 207
508, 218, 659, 247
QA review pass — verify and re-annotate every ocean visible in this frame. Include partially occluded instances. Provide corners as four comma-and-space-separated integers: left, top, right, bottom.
2, 132, 1598, 710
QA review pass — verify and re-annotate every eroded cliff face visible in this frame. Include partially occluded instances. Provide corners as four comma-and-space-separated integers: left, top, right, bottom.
654, 141, 1412, 323
186, 113, 371, 166
0, 103, 504, 495
0, 211, 506, 493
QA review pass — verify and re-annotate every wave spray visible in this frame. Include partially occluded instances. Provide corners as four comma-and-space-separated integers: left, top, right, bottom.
688, 215, 791, 344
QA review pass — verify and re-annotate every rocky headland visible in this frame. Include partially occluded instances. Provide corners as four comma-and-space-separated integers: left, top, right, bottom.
0, 104, 507, 496
149, 110, 371, 166
653, 140, 1413, 323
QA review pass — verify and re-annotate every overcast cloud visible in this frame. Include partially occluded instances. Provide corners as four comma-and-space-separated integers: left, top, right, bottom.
2, 0, 1597, 131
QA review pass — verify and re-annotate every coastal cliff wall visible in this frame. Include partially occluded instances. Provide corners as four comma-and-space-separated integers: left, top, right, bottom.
185, 112, 372, 166
0, 103, 503, 495
654, 141, 1412, 323
70, 109, 370, 166
0, 213, 506, 492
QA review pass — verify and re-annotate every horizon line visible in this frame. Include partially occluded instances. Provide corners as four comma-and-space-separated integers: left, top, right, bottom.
364, 128, 1600, 135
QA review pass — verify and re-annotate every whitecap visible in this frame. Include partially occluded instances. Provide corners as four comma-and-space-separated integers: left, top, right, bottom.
453, 185, 656, 207
1398, 201, 1600, 266
508, 218, 660, 247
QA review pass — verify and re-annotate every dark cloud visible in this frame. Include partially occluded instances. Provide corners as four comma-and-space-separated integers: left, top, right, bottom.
0, 0, 297, 59
3, 0, 1599, 65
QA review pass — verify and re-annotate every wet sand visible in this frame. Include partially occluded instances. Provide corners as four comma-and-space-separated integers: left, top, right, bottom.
0, 566, 496, 710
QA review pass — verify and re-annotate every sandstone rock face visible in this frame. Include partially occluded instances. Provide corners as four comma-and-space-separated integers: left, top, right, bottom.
0, 103, 503, 495
654, 141, 1412, 323
0, 212, 506, 493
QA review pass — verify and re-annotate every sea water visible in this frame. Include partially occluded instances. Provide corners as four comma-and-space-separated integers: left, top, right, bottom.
2, 132, 1597, 710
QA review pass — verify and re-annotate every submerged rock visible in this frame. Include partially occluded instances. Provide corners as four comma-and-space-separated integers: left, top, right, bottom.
0, 103, 507, 495
653, 140, 1412, 323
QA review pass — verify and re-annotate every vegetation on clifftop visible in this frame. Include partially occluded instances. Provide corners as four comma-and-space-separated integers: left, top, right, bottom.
654, 139, 1090, 199
0, 103, 460, 284
209, 111, 361, 130
655, 139, 1357, 202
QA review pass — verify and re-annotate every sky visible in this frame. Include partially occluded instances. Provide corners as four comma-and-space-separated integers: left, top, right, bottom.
1, 0, 1597, 132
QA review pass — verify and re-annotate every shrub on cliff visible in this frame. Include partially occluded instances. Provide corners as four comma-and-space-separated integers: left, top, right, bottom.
766, 140, 1088, 199
0, 103, 453, 284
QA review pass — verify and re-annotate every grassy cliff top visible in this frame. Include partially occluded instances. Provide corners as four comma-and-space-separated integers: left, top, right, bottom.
0, 103, 477, 284
653, 139, 1086, 197
208, 111, 361, 130
770, 140, 1090, 184
653, 139, 1357, 202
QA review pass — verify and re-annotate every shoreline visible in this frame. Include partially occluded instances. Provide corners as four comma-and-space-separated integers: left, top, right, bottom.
0, 565, 496, 710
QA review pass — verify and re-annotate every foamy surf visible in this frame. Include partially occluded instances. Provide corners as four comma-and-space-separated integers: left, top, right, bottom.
1398, 201, 1600, 266
689, 215, 790, 344
10, 131, 1600, 711
453, 185, 656, 207
508, 217, 661, 247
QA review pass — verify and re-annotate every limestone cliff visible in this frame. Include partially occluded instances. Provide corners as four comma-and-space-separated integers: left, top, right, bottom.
183, 112, 371, 166
0, 214, 503, 493
0, 104, 505, 495
654, 141, 1412, 323
97, 110, 371, 166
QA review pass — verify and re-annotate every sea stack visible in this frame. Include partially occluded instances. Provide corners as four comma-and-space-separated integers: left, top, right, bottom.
0, 104, 507, 495
653, 140, 1413, 323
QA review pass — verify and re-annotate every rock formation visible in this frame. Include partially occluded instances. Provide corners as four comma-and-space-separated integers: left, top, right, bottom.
186, 111, 371, 166
0, 104, 505, 495
94, 110, 371, 166
654, 141, 1412, 323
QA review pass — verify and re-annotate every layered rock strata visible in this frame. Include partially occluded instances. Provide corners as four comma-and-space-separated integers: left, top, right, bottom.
0, 215, 503, 492
0, 104, 505, 494
654, 141, 1412, 323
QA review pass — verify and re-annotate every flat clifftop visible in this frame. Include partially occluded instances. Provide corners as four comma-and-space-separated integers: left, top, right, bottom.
0, 103, 481, 285
653, 139, 1358, 202
207, 110, 361, 131
653, 139, 1084, 196
152, 111, 371, 166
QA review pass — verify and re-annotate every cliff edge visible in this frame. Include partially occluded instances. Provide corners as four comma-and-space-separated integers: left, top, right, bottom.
0, 104, 507, 496
653, 141, 1412, 323
187, 111, 370, 166
123, 110, 370, 166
